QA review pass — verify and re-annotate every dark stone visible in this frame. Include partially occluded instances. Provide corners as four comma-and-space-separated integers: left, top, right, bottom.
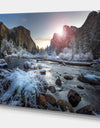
77, 85, 84, 90
76, 105, 94, 115
64, 75, 73, 80
68, 89, 81, 107
2, 80, 12, 91
40, 69, 46, 75
57, 99, 74, 112
48, 86, 56, 93
46, 94, 56, 106
39, 95, 47, 106
55, 78, 62, 86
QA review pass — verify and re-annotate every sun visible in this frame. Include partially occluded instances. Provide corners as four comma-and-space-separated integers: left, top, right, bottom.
57, 27, 63, 36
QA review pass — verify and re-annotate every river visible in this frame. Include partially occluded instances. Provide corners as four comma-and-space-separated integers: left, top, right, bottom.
5, 56, 100, 114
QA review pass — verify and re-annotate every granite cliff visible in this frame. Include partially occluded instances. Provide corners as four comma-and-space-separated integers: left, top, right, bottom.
51, 11, 100, 59
0, 22, 37, 54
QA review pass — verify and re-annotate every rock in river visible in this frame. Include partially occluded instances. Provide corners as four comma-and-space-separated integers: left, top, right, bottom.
57, 99, 74, 112
48, 86, 56, 93
68, 89, 81, 107
76, 105, 94, 115
46, 94, 56, 106
78, 74, 100, 85
39, 94, 47, 106
64, 75, 73, 80
77, 85, 84, 90
40, 69, 46, 75
55, 77, 62, 86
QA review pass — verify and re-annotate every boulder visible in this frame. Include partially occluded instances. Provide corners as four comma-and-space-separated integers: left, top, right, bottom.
46, 94, 56, 106
78, 74, 100, 85
39, 95, 47, 106
57, 99, 74, 112
68, 89, 81, 107
64, 75, 73, 80
77, 85, 84, 90
76, 105, 94, 115
23, 61, 35, 69
40, 69, 46, 75
55, 77, 62, 86
48, 86, 56, 93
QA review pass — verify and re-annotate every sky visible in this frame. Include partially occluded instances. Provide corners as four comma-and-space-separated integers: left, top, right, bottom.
0, 11, 91, 48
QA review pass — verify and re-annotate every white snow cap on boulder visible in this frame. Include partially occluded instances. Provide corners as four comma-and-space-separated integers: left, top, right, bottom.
23, 61, 35, 69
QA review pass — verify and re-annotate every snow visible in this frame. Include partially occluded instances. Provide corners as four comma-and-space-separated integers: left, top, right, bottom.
0, 39, 94, 62
79, 74, 100, 85
23, 61, 35, 69
84, 74, 100, 81
0, 67, 47, 106
36, 58, 92, 66
40, 69, 46, 73
37, 64, 42, 69
59, 47, 93, 61
64, 61, 92, 66
1, 39, 34, 58
0, 59, 6, 64
0, 63, 7, 68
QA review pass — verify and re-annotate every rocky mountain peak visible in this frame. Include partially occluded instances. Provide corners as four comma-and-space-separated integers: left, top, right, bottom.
50, 11, 100, 59
0, 22, 37, 54
51, 25, 77, 53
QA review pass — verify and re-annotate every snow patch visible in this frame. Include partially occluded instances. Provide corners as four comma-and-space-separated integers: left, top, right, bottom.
0, 68, 47, 106
58, 47, 93, 61
84, 74, 100, 81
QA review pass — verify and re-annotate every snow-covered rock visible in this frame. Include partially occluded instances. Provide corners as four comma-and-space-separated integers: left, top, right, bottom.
78, 74, 100, 85
40, 69, 46, 75
23, 61, 35, 69
37, 64, 42, 69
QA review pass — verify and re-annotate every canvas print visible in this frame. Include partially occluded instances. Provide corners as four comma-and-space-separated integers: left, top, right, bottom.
0, 11, 100, 116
